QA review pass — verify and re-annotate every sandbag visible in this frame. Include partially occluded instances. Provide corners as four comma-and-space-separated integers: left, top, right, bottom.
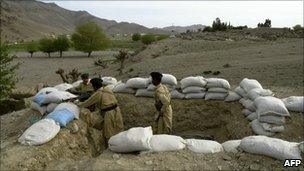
185, 92, 206, 99
31, 102, 47, 115
46, 108, 75, 127
135, 89, 154, 98
180, 76, 206, 89
102, 77, 117, 86
246, 88, 274, 101
182, 86, 206, 93
125, 77, 149, 89
109, 127, 153, 153
234, 86, 247, 98
148, 74, 177, 86
37, 87, 58, 94
239, 98, 256, 111
225, 91, 241, 102
54, 83, 73, 91
46, 103, 58, 114
18, 118, 60, 146
186, 139, 223, 154
147, 84, 175, 91
250, 119, 275, 136
33, 92, 47, 106
259, 115, 286, 125
240, 78, 263, 93
222, 140, 241, 154
113, 82, 136, 94
240, 135, 302, 160
42, 91, 77, 104
170, 90, 185, 99
261, 123, 284, 133
282, 96, 304, 112
206, 78, 231, 89
54, 102, 80, 119
205, 92, 227, 100
254, 96, 290, 117
242, 109, 253, 116
149, 134, 186, 152
247, 112, 258, 121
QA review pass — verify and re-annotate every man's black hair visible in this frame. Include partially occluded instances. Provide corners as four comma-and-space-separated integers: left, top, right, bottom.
90, 78, 103, 90
150, 72, 163, 82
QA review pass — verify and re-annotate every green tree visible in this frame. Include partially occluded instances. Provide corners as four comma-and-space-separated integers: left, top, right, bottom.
258, 19, 271, 28
0, 43, 19, 101
132, 33, 141, 41
39, 37, 55, 58
293, 24, 304, 33
141, 34, 156, 45
53, 35, 70, 58
26, 43, 38, 57
212, 17, 227, 31
71, 22, 110, 57
156, 34, 169, 41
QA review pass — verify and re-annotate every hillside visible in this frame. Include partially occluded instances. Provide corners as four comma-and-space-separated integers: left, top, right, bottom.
0, 0, 168, 42
162, 24, 205, 33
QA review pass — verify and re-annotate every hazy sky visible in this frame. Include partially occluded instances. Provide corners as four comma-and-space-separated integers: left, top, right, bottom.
45, 1, 303, 28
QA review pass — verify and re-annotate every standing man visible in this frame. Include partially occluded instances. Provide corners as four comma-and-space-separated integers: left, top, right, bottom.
69, 73, 94, 101
150, 72, 173, 134
77, 78, 124, 146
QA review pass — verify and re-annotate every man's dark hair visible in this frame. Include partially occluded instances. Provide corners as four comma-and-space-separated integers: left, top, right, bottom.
90, 78, 103, 90
81, 73, 89, 79
150, 72, 163, 82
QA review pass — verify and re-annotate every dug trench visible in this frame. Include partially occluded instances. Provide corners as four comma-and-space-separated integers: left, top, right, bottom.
1, 93, 303, 170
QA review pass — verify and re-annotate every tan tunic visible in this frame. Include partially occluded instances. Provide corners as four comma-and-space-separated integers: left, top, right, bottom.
78, 87, 124, 140
70, 82, 94, 95
154, 84, 173, 134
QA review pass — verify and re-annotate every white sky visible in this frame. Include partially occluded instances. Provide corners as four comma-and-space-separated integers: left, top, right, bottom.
44, 1, 303, 28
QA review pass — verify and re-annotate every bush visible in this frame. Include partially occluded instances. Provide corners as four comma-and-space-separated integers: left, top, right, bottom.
39, 37, 55, 58
156, 34, 169, 41
132, 33, 141, 41
0, 43, 19, 101
293, 24, 304, 34
141, 34, 156, 45
212, 17, 228, 31
257, 19, 271, 28
72, 22, 110, 57
203, 26, 213, 32
53, 35, 70, 58
26, 43, 38, 57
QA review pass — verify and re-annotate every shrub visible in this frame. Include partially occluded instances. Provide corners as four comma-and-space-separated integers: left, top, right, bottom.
132, 33, 141, 41
257, 19, 271, 28
156, 34, 169, 41
141, 34, 156, 45
212, 17, 228, 31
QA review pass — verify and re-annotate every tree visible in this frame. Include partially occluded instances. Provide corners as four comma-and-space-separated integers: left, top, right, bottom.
26, 43, 38, 57
114, 49, 130, 74
0, 43, 19, 101
212, 17, 227, 31
257, 19, 271, 28
141, 34, 156, 45
71, 22, 110, 57
39, 37, 55, 57
53, 35, 70, 58
293, 24, 304, 33
132, 33, 141, 41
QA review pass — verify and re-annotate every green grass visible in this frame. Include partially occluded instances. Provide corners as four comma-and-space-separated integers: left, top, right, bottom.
8, 41, 39, 52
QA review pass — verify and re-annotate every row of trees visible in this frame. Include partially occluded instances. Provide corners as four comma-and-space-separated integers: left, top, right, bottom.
27, 22, 110, 58
132, 33, 169, 45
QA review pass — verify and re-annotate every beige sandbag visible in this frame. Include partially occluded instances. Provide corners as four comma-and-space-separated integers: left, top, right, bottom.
240, 78, 263, 92
206, 78, 231, 89
254, 96, 290, 117
180, 76, 206, 89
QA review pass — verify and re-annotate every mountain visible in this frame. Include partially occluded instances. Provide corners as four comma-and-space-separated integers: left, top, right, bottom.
0, 0, 169, 42
162, 24, 206, 33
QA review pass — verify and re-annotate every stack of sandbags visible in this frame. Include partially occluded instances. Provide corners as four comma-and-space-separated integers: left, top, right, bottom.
180, 76, 207, 99
124, 77, 152, 97
205, 78, 230, 100
102, 76, 119, 90
112, 82, 136, 94
282, 96, 304, 113
250, 96, 290, 136
146, 74, 179, 98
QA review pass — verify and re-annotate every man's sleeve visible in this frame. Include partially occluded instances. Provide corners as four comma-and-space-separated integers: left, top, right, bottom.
78, 91, 99, 108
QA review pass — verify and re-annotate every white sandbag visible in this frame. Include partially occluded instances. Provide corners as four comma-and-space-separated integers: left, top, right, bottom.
135, 89, 154, 98
105, 84, 115, 91
148, 74, 177, 86
54, 83, 73, 91
113, 82, 135, 94
205, 92, 227, 100
31, 102, 47, 115
46, 103, 58, 114
18, 118, 60, 146
125, 77, 149, 89
180, 76, 206, 89
234, 86, 247, 98
242, 109, 253, 116
240, 135, 302, 160
182, 86, 206, 93
170, 90, 185, 99
206, 78, 231, 89
254, 96, 290, 117
185, 92, 206, 99
37, 87, 58, 94
109, 127, 153, 153
247, 112, 258, 121
186, 139, 223, 154
54, 102, 79, 119
240, 78, 263, 93
225, 91, 241, 102
247, 88, 274, 101
222, 140, 241, 154
261, 123, 284, 133
102, 77, 117, 86
71, 80, 82, 88
42, 91, 77, 104
239, 98, 256, 111
149, 134, 186, 152
147, 84, 175, 91
250, 119, 275, 136
258, 115, 286, 125
208, 87, 229, 93
282, 96, 304, 112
